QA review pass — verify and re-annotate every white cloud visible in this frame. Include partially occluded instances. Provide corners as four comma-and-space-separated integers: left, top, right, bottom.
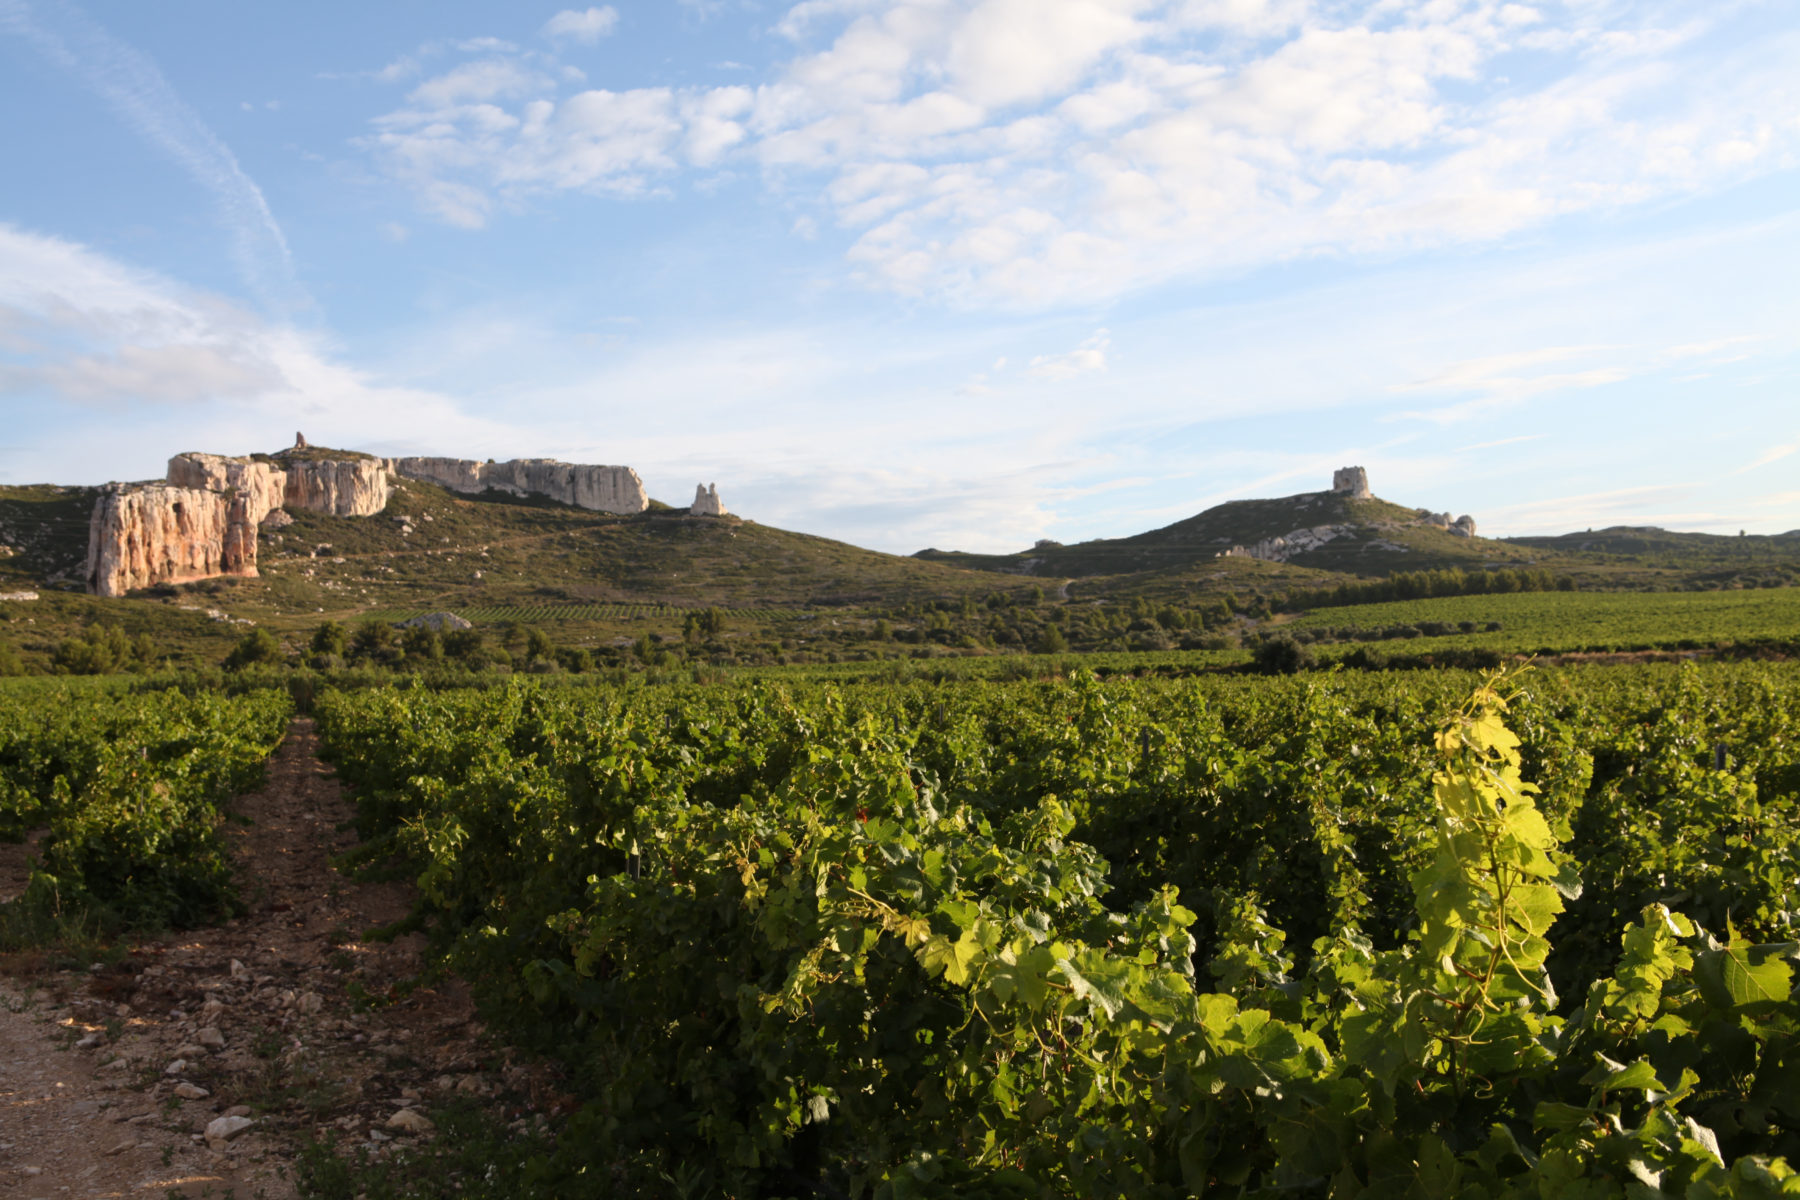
354, 1, 1800, 307
408, 58, 553, 107
542, 7, 621, 45
1026, 328, 1110, 379
0, 224, 503, 476
1394, 346, 1624, 396
1736, 443, 1798, 475
1454, 434, 1545, 453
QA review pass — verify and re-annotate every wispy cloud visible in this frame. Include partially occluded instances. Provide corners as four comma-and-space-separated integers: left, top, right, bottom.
1736, 442, 1798, 475
0, 0, 304, 316
1026, 328, 1109, 380
1662, 334, 1760, 361
1478, 483, 1701, 533
542, 7, 620, 45
1455, 434, 1546, 453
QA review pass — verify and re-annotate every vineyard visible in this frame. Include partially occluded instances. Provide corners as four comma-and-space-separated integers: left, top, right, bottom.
1284, 587, 1800, 657
0, 687, 291, 936
278, 661, 1800, 1197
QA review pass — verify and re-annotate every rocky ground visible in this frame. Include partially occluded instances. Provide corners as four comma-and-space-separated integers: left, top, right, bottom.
0, 718, 553, 1199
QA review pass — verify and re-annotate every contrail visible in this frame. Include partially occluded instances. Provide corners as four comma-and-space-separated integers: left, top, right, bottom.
0, 0, 306, 317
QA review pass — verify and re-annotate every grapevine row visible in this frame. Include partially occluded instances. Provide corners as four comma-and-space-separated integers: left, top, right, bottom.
313, 663, 1800, 1196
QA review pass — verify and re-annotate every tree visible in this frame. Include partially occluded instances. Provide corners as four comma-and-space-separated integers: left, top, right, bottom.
683, 607, 727, 642
401, 625, 443, 663
224, 627, 283, 670
310, 621, 348, 656
525, 627, 557, 663
442, 629, 485, 661
349, 620, 397, 664
1036, 625, 1068, 654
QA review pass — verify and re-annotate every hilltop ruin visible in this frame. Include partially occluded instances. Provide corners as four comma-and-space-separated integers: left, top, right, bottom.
1219, 468, 1479, 563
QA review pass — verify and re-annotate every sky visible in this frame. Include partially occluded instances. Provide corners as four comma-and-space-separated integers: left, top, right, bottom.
0, 0, 1796, 555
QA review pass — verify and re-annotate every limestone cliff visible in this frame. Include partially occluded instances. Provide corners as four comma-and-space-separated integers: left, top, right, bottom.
281, 457, 392, 517
85, 483, 259, 598
393, 457, 647, 514
167, 453, 287, 525
85, 442, 659, 597
87, 448, 393, 595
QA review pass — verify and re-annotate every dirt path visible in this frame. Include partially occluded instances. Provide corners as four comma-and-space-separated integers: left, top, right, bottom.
1, 718, 508, 1198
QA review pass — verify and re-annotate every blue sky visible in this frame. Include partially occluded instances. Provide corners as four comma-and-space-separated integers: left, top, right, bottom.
1, 0, 1796, 554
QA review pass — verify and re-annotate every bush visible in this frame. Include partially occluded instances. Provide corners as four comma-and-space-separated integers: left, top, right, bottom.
1253, 634, 1313, 675
52, 626, 155, 674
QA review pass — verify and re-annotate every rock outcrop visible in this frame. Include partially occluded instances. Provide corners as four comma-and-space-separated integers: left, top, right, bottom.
1223, 524, 1351, 563
393, 458, 646, 515
282, 457, 392, 517
85, 483, 260, 597
396, 611, 473, 632
1332, 467, 1372, 499
1452, 515, 1477, 538
85, 442, 663, 596
167, 454, 287, 525
87, 447, 394, 595
690, 483, 727, 516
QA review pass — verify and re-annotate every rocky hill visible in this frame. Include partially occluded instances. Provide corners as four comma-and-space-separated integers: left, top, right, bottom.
917, 468, 1500, 579
4, 454, 1797, 659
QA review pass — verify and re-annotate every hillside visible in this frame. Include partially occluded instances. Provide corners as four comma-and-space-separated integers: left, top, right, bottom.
917, 490, 1534, 579
0, 484, 97, 590
1504, 525, 1800, 585
249, 477, 1036, 617
6, 463, 1800, 678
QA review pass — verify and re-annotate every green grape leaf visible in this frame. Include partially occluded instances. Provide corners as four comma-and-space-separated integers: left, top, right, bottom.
1694, 942, 1793, 1012
917, 929, 982, 986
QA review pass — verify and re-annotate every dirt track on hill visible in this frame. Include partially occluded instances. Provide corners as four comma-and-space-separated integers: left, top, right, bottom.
0, 718, 526, 1199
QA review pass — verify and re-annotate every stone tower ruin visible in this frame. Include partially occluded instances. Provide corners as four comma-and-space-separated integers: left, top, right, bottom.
1332, 466, 1371, 499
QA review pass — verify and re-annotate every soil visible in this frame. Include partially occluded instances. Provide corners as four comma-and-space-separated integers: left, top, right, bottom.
0, 718, 525, 1199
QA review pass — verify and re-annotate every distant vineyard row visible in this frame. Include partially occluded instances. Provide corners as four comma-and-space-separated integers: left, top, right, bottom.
1288, 585, 1800, 655
366, 603, 793, 623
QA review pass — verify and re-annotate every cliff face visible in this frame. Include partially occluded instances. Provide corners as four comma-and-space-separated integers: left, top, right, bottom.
85, 484, 259, 598
282, 458, 391, 517
167, 453, 287, 525
393, 457, 647, 514
83, 443, 663, 597
86, 450, 393, 595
